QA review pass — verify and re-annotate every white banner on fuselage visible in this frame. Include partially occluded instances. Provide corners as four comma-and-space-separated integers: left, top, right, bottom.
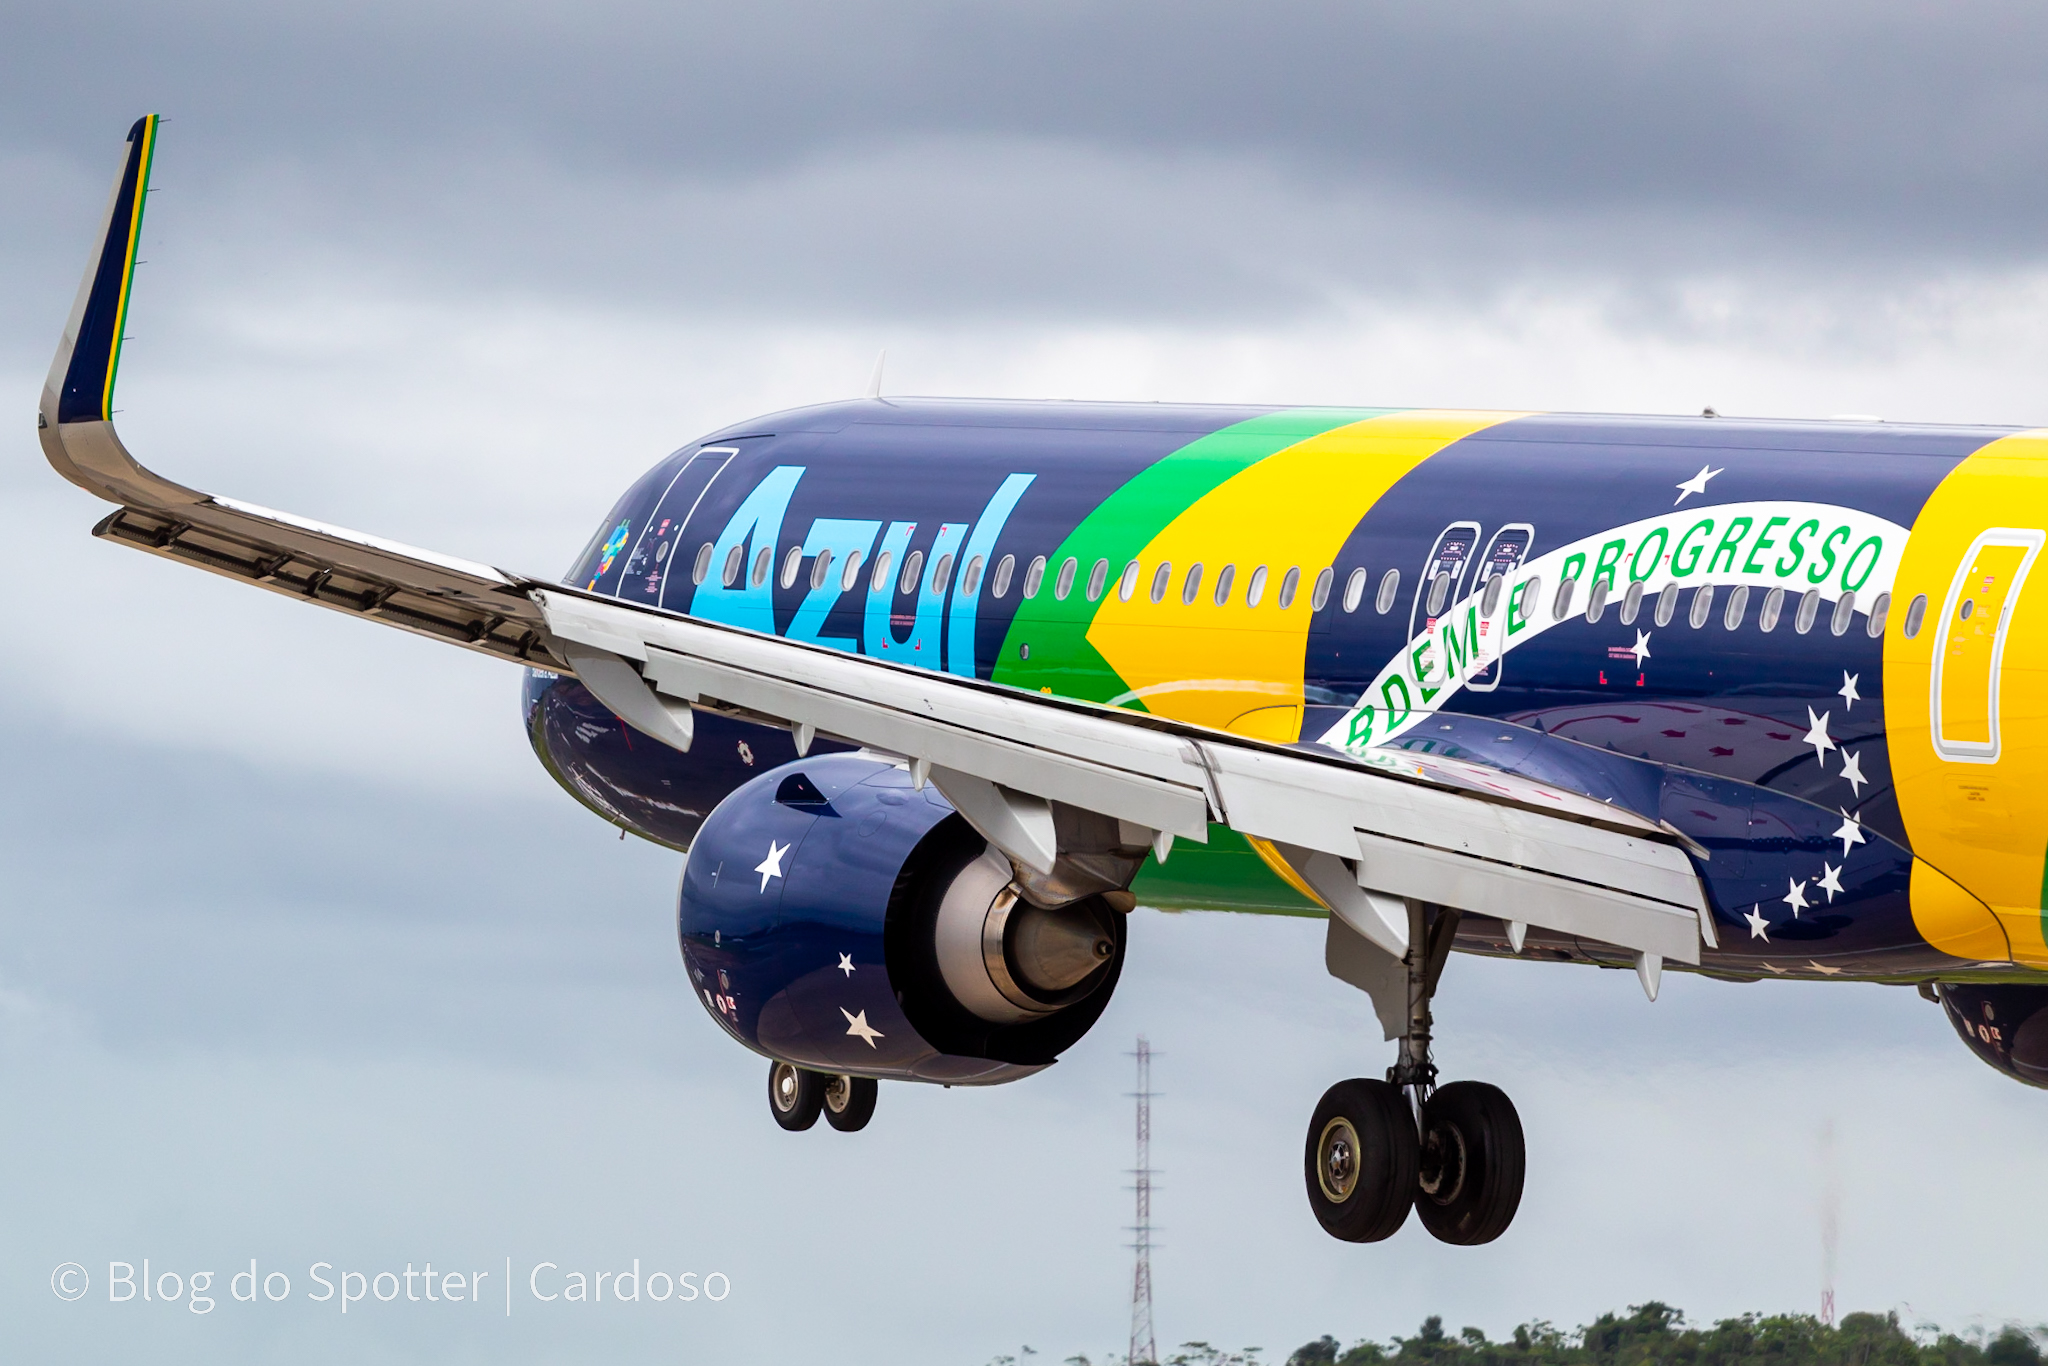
1318, 500, 1912, 755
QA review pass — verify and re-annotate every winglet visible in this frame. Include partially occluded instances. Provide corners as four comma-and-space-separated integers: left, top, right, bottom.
51, 115, 158, 425
38, 115, 203, 510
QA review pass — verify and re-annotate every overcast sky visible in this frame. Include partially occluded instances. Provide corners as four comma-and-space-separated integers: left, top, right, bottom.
5, 4, 2048, 1362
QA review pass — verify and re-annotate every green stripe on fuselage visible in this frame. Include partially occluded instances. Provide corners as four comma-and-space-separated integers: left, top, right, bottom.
990, 408, 1392, 703
1130, 824, 1325, 916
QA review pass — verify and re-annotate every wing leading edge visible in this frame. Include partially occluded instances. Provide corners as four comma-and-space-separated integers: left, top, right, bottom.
36, 118, 1714, 988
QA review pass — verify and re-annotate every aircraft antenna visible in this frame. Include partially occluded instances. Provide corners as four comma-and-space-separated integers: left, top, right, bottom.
1128, 1036, 1159, 1366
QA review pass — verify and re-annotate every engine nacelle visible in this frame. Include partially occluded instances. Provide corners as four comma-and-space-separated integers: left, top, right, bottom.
677, 753, 1126, 1085
1939, 983, 2048, 1090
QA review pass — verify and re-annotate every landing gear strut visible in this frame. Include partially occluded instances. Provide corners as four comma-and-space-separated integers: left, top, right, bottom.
1304, 900, 1525, 1244
768, 1061, 879, 1133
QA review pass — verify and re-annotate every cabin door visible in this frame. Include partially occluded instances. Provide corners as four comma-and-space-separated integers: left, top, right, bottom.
1931, 528, 2044, 763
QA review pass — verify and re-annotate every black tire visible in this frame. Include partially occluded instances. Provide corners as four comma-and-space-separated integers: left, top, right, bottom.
768, 1061, 824, 1131
1303, 1078, 1418, 1242
1414, 1081, 1524, 1245
823, 1074, 879, 1132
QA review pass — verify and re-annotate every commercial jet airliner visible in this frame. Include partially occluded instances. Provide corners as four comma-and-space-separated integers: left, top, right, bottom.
39, 118, 2048, 1246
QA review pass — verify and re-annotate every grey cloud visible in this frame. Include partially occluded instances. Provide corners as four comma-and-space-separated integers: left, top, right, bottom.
8, 1, 2048, 337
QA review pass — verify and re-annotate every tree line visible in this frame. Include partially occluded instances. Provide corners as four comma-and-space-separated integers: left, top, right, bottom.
995, 1301, 2046, 1366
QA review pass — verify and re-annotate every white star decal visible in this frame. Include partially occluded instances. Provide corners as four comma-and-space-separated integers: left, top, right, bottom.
1761, 961, 1788, 974
1783, 877, 1810, 917
1833, 809, 1866, 857
1808, 960, 1844, 976
841, 1007, 884, 1047
1839, 671, 1861, 711
1802, 707, 1836, 765
754, 840, 790, 892
1628, 630, 1652, 666
1674, 464, 1725, 505
1838, 748, 1867, 796
837, 953, 855, 977
1818, 862, 1844, 902
1744, 906, 1771, 941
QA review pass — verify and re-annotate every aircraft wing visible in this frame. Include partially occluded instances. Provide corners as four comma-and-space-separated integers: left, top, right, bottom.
37, 117, 556, 669
38, 117, 1713, 985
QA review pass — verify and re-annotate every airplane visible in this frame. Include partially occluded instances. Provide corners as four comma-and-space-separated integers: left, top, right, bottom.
37, 116, 2048, 1248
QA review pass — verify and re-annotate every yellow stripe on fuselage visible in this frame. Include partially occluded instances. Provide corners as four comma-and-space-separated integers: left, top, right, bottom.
1084, 410, 1529, 739
1888, 429, 2048, 966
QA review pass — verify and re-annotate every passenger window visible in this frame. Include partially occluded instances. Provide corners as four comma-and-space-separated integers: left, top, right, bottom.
780, 546, 803, 590
899, 550, 924, 596
1375, 568, 1399, 614
1518, 575, 1541, 622
1247, 565, 1269, 607
1086, 558, 1109, 602
1795, 587, 1821, 634
1022, 555, 1046, 599
751, 546, 773, 588
992, 554, 1016, 599
1054, 556, 1078, 601
655, 541, 670, 564
1654, 582, 1678, 627
1343, 568, 1367, 613
1866, 591, 1890, 637
1585, 579, 1609, 623
1831, 590, 1857, 636
811, 549, 835, 591
870, 549, 895, 593
1689, 584, 1715, 628
961, 554, 984, 595
930, 552, 955, 595
1427, 571, 1452, 616
1279, 566, 1301, 609
1723, 584, 1749, 629
1903, 592, 1927, 638
1481, 572, 1505, 618
1759, 586, 1784, 632
1619, 580, 1643, 625
1150, 562, 1173, 604
1182, 563, 1204, 605
1552, 578, 1577, 620
1213, 563, 1237, 606
841, 548, 865, 593
1119, 560, 1141, 602
722, 545, 744, 587
1311, 567, 1334, 611
694, 542, 715, 586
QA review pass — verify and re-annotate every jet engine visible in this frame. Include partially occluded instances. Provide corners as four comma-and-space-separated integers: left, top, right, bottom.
677, 753, 1126, 1085
1938, 983, 2048, 1090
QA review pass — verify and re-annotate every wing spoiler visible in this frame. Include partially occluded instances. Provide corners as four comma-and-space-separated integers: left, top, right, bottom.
35, 119, 1717, 994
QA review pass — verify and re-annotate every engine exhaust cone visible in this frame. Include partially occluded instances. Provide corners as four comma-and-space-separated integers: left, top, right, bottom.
1008, 900, 1117, 996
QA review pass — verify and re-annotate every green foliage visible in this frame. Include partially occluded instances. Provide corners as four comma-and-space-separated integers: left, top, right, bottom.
1030, 1307, 2043, 1366
1272, 1307, 2044, 1366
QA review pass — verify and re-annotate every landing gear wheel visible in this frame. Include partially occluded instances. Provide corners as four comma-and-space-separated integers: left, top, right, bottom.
1414, 1081, 1524, 1245
822, 1074, 878, 1132
1304, 1078, 1418, 1242
768, 1061, 824, 1131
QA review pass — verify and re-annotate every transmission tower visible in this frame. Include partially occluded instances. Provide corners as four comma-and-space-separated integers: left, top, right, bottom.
1128, 1036, 1159, 1366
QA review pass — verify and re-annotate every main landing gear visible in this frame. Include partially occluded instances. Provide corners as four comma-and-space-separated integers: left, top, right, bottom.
768, 1061, 878, 1133
1305, 901, 1526, 1245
